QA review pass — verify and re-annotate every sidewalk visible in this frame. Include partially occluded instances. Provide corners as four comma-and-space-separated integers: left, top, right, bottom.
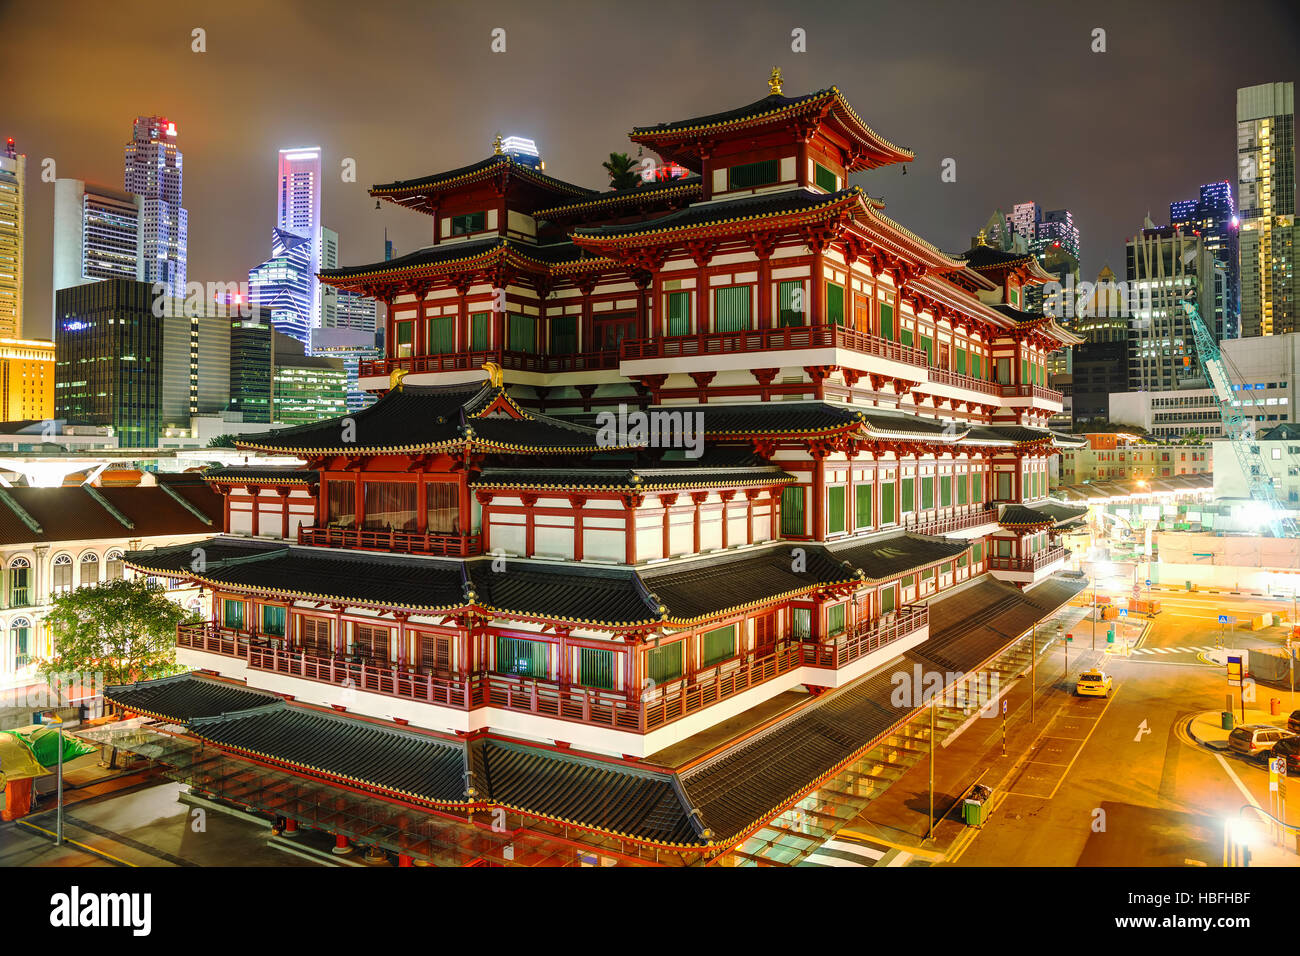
1187, 707, 1292, 749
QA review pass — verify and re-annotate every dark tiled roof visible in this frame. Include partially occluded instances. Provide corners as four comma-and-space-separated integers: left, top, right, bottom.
469, 562, 659, 627
827, 533, 970, 582
695, 401, 864, 438
1033, 501, 1089, 524
632, 90, 836, 137
320, 238, 608, 284
573, 187, 860, 241
190, 706, 471, 806
203, 467, 319, 485
640, 546, 854, 624
962, 246, 1040, 270
993, 303, 1044, 323
104, 671, 279, 723
104, 674, 280, 724
474, 740, 703, 846
533, 175, 703, 220
998, 505, 1056, 528
0, 485, 221, 546
679, 666, 904, 842
1260, 424, 1300, 441
371, 155, 594, 200
237, 381, 621, 456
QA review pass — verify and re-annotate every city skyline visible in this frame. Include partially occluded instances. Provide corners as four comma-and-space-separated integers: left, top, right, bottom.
5, 0, 1297, 337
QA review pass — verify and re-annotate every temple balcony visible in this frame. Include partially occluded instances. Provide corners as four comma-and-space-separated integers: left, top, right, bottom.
902, 505, 999, 539
297, 525, 481, 558
986, 545, 1067, 586
174, 605, 927, 759
996, 383, 1064, 414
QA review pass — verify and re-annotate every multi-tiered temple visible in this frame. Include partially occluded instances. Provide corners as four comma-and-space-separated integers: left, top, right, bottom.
109, 74, 1087, 865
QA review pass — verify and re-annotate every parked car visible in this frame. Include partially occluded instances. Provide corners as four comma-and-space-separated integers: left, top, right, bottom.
1228, 724, 1296, 761
1287, 709, 1300, 735
1272, 735, 1300, 775
1075, 669, 1113, 698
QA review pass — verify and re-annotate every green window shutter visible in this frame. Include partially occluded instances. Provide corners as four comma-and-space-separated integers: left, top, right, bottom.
728, 159, 778, 189
701, 625, 736, 667
921, 335, 934, 364
958, 474, 968, 505
778, 280, 804, 327
261, 605, 285, 637
973, 477, 983, 503
955, 348, 967, 375
855, 483, 872, 527
900, 328, 913, 347
900, 477, 914, 514
974, 542, 984, 562
508, 314, 535, 353
922, 568, 935, 581
552, 315, 577, 353
958, 553, 969, 568
827, 486, 846, 533
942, 562, 953, 575
921, 476, 934, 510
1021, 358, 1029, 383
470, 312, 491, 351
902, 574, 916, 589
714, 285, 751, 332
395, 321, 413, 354
827, 603, 846, 637
814, 163, 838, 192
781, 486, 805, 536
451, 211, 486, 235
941, 476, 952, 507
881, 482, 895, 524
879, 304, 894, 340
578, 647, 615, 690
667, 291, 691, 336
826, 282, 845, 326
223, 599, 244, 630
880, 586, 896, 614
496, 636, 548, 678
792, 608, 812, 641
428, 315, 455, 354
646, 642, 683, 683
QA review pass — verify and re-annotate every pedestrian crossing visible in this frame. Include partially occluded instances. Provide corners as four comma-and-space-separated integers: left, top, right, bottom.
1127, 644, 1222, 656
799, 836, 911, 867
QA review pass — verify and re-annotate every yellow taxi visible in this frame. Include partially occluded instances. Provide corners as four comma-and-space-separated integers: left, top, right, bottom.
1075, 669, 1113, 698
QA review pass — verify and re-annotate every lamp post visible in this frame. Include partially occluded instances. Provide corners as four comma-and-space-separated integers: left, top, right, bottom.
44, 711, 64, 847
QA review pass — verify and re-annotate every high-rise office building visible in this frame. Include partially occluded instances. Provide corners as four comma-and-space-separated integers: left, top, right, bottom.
333, 288, 379, 334
229, 313, 272, 424
124, 116, 187, 297
1237, 82, 1297, 336
55, 279, 231, 446
311, 326, 380, 414
0, 338, 54, 421
52, 180, 144, 308
0, 139, 26, 337
1170, 180, 1240, 340
276, 147, 324, 325
318, 225, 338, 329
270, 330, 347, 425
1029, 209, 1081, 325
1008, 201, 1040, 243
248, 228, 315, 344
1126, 222, 1226, 392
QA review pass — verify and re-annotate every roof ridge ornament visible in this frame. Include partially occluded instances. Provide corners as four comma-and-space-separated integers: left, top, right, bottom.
493, 133, 504, 155
389, 368, 408, 392
769, 66, 783, 96
482, 361, 504, 388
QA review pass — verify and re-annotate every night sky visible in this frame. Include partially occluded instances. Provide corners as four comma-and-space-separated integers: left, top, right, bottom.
6, 0, 1299, 337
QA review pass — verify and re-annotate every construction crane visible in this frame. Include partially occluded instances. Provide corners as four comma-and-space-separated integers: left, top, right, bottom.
1181, 299, 1299, 537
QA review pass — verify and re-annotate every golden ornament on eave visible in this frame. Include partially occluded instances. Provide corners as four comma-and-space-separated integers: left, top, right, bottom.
769, 66, 783, 96
482, 361, 504, 388
390, 368, 408, 392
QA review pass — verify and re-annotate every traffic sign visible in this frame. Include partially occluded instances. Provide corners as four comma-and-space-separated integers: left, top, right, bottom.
1002, 699, 1008, 715
1065, 633, 1074, 643
1227, 656, 1243, 687
1119, 608, 1129, 617
1219, 614, 1236, 625
1145, 578, 1152, 588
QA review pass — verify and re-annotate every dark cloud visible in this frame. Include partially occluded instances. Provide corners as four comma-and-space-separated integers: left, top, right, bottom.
6, 0, 1298, 336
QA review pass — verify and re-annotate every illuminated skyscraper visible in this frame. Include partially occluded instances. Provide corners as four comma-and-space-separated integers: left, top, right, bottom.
248, 228, 314, 344
1170, 181, 1240, 340
277, 147, 324, 326
124, 116, 187, 297
0, 138, 25, 337
1237, 82, 1297, 336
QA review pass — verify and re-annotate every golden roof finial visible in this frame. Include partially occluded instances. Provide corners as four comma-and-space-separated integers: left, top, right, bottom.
389, 368, 408, 392
482, 361, 504, 388
493, 133, 504, 155
976, 228, 988, 247
769, 66, 783, 96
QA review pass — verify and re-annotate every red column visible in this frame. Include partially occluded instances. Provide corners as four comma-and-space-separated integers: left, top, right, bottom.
249, 486, 260, 537
332, 834, 352, 854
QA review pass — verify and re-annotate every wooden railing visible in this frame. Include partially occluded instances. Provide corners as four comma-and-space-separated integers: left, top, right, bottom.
987, 546, 1066, 573
359, 349, 620, 378
177, 605, 930, 735
298, 526, 480, 557
999, 383, 1064, 404
925, 368, 1001, 397
904, 508, 997, 536
619, 324, 930, 370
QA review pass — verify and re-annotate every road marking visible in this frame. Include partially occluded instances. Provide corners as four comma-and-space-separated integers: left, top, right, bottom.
1214, 752, 1264, 812
821, 839, 885, 860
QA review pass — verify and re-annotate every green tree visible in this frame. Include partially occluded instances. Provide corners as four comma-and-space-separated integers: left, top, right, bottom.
40, 578, 196, 688
601, 152, 639, 190
207, 433, 238, 448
